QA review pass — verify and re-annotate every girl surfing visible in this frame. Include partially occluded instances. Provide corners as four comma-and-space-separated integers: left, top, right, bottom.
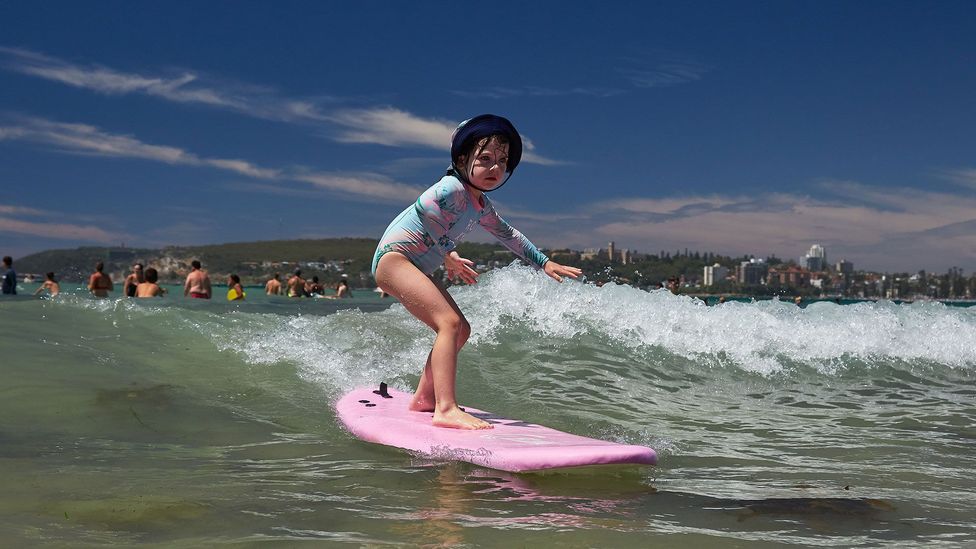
372, 114, 581, 430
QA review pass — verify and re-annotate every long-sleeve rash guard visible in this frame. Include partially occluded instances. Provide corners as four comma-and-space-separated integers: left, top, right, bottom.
372, 174, 549, 276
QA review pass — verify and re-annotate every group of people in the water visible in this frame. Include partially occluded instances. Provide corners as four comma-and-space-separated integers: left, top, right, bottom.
1, 255, 355, 301
262, 269, 353, 300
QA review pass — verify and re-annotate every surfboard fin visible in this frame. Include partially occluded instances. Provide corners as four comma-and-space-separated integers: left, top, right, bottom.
373, 382, 392, 398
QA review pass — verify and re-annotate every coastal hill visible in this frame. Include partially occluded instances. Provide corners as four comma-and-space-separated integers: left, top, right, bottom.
14, 238, 511, 285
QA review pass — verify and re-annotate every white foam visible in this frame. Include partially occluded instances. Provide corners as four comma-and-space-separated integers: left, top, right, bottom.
453, 264, 976, 374
114, 264, 974, 393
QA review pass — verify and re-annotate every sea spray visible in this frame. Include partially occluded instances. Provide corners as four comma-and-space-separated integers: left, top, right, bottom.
452, 264, 976, 373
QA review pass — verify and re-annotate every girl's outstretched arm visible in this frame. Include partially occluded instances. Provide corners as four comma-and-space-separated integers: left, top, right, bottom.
478, 203, 550, 269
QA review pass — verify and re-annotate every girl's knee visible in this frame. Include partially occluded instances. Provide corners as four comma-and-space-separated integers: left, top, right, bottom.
437, 315, 467, 337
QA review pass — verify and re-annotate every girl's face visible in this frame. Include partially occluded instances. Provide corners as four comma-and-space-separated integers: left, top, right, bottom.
462, 137, 509, 192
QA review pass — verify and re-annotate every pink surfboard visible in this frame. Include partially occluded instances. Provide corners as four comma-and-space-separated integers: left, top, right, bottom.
336, 384, 657, 473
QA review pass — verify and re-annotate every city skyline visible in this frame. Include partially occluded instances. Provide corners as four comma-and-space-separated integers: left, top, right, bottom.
2, 3, 976, 273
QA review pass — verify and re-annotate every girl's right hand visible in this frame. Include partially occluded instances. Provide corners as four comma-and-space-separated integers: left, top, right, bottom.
445, 251, 479, 284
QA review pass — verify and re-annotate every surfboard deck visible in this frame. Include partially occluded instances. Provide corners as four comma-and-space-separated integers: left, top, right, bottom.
336, 384, 657, 473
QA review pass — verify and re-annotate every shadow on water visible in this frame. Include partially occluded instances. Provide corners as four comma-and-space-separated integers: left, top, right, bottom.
398, 464, 917, 545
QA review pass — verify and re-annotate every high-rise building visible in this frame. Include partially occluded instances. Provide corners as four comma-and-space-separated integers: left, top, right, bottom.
802, 244, 827, 272
738, 258, 766, 285
607, 241, 616, 262
836, 259, 853, 275
704, 263, 729, 286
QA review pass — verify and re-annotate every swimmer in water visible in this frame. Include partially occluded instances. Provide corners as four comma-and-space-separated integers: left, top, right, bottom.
136, 267, 164, 297
183, 260, 212, 299
227, 274, 245, 301
88, 262, 114, 298
372, 115, 581, 430
123, 263, 144, 298
34, 272, 60, 297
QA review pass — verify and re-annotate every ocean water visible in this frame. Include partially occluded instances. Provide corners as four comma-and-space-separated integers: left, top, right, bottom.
1, 264, 974, 547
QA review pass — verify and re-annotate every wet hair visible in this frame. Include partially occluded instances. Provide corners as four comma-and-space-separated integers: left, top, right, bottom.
338, 279, 348, 287
273, 272, 280, 279
229, 274, 241, 285
144, 268, 158, 283
312, 276, 319, 283
2, 256, 11, 266
95, 262, 104, 272
191, 260, 202, 269
133, 263, 143, 270
46, 272, 56, 281
294, 269, 302, 276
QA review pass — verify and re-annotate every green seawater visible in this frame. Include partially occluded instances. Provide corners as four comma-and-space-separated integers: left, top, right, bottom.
1, 265, 975, 547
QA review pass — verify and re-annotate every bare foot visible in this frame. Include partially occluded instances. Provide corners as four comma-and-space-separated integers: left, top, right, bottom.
409, 394, 435, 413
433, 406, 493, 430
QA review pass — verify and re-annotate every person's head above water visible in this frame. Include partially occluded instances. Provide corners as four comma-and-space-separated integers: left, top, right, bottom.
451, 114, 522, 193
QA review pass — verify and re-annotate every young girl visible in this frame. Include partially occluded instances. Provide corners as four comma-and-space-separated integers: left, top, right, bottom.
227, 274, 245, 301
372, 114, 581, 430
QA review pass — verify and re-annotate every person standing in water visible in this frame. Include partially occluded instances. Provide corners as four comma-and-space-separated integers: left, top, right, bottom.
88, 262, 114, 298
136, 268, 164, 297
372, 114, 581, 430
336, 278, 353, 298
183, 260, 212, 299
1, 256, 15, 295
286, 269, 306, 298
34, 272, 60, 297
227, 274, 245, 301
122, 263, 145, 298
265, 273, 282, 295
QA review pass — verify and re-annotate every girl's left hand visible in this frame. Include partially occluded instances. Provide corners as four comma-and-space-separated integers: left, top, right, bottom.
445, 251, 479, 284
544, 260, 582, 283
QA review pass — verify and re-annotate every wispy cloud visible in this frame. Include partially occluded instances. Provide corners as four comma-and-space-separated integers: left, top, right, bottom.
0, 47, 565, 164
326, 107, 455, 149
939, 168, 976, 190
0, 205, 123, 243
616, 52, 711, 88
0, 46, 322, 121
451, 51, 710, 99
0, 115, 281, 179
292, 171, 424, 203
0, 204, 48, 216
0, 114, 422, 204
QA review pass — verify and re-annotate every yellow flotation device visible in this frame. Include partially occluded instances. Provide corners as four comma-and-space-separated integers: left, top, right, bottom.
227, 288, 246, 301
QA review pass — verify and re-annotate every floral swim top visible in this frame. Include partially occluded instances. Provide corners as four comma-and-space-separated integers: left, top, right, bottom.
372, 173, 549, 276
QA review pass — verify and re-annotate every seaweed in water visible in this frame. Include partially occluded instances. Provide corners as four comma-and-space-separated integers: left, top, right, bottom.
94, 383, 176, 409
94, 383, 177, 430
723, 497, 896, 522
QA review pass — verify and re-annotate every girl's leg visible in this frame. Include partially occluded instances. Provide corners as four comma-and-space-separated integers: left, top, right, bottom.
413, 284, 471, 412
375, 253, 488, 430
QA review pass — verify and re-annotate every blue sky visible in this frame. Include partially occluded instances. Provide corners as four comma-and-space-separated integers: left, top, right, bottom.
2, 2, 975, 272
